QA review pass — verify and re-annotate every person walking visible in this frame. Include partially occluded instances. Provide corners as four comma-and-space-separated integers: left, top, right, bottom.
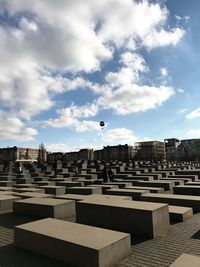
53, 159, 57, 176
102, 167, 108, 183
108, 168, 114, 182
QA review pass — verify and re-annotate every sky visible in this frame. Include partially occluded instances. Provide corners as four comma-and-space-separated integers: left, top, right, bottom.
0, 0, 200, 152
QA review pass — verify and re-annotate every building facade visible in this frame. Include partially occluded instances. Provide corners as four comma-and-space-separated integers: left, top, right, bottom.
164, 138, 180, 161
178, 139, 200, 161
94, 145, 136, 161
0, 147, 39, 162
135, 141, 166, 161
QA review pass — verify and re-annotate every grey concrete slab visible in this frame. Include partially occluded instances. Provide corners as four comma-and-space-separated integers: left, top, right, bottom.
169, 205, 193, 222
105, 188, 149, 200
14, 197, 75, 221
186, 181, 200, 186
13, 188, 45, 194
39, 186, 66, 196
125, 186, 164, 193
76, 198, 170, 238
169, 175, 198, 181
14, 218, 131, 267
88, 184, 119, 194
170, 253, 200, 267
0, 181, 14, 187
160, 178, 184, 186
55, 181, 82, 187
66, 186, 102, 195
131, 180, 175, 191
55, 194, 132, 202
117, 176, 154, 181
173, 185, 200, 196
0, 186, 13, 191
13, 184, 36, 188
0, 191, 13, 195
140, 193, 200, 212
0, 195, 21, 212
104, 182, 132, 188
13, 192, 53, 199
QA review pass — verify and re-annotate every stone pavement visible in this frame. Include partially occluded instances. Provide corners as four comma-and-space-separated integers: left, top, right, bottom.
1, 211, 200, 267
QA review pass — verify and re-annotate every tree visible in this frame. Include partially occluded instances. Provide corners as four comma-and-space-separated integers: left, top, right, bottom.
38, 143, 47, 163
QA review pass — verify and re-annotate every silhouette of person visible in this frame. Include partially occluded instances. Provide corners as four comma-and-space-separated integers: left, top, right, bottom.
53, 159, 57, 176
3, 161, 8, 172
102, 167, 108, 183
108, 168, 114, 182
15, 162, 21, 174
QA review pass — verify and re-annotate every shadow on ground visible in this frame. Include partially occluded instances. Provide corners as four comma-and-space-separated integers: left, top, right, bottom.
0, 212, 39, 229
0, 244, 76, 267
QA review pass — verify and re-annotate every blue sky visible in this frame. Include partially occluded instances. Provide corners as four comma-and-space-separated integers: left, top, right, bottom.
0, 0, 200, 152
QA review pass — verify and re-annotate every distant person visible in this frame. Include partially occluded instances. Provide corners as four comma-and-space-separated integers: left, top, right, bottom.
3, 161, 8, 172
108, 168, 114, 182
15, 162, 21, 174
102, 167, 108, 183
53, 159, 57, 176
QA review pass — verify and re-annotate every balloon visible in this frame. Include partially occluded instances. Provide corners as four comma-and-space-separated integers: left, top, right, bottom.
100, 121, 105, 127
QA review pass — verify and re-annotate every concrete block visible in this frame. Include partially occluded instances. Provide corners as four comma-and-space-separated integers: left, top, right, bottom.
13, 192, 53, 199
76, 198, 170, 238
88, 184, 119, 194
173, 185, 200, 196
13, 188, 45, 194
0, 186, 13, 191
132, 180, 175, 191
14, 218, 131, 267
169, 206, 193, 222
125, 186, 164, 193
170, 253, 200, 267
39, 186, 66, 196
0, 195, 21, 212
105, 188, 149, 200
14, 197, 75, 221
55, 194, 132, 202
66, 186, 102, 195
0, 181, 14, 187
140, 193, 200, 212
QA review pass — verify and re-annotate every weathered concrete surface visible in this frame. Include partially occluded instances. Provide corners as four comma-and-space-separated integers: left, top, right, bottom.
14, 218, 131, 267
77, 198, 170, 238
2, 205, 200, 266
170, 253, 200, 267
14, 197, 75, 220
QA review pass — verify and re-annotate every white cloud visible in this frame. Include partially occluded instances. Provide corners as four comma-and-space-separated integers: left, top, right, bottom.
105, 52, 148, 86
0, 112, 37, 141
143, 28, 185, 49
186, 129, 200, 139
98, 84, 174, 115
186, 108, 200, 119
43, 103, 101, 132
102, 128, 138, 145
177, 88, 184, 93
160, 67, 168, 77
0, 0, 185, 139
46, 143, 72, 153
177, 108, 188, 114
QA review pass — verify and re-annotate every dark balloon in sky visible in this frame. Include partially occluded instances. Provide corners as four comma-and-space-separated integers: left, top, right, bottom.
100, 121, 105, 128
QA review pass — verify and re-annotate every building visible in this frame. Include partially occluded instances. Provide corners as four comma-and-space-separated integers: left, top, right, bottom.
94, 145, 136, 161
178, 139, 200, 161
47, 152, 64, 163
78, 149, 94, 161
0, 147, 39, 162
135, 141, 166, 161
164, 138, 180, 161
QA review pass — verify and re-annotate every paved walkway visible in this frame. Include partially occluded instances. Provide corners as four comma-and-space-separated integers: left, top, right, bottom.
1, 211, 200, 267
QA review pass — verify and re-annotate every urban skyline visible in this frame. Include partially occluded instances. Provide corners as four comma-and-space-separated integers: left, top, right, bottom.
0, 1, 200, 152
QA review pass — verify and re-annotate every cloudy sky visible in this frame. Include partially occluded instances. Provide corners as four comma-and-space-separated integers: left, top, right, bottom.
0, 0, 200, 152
